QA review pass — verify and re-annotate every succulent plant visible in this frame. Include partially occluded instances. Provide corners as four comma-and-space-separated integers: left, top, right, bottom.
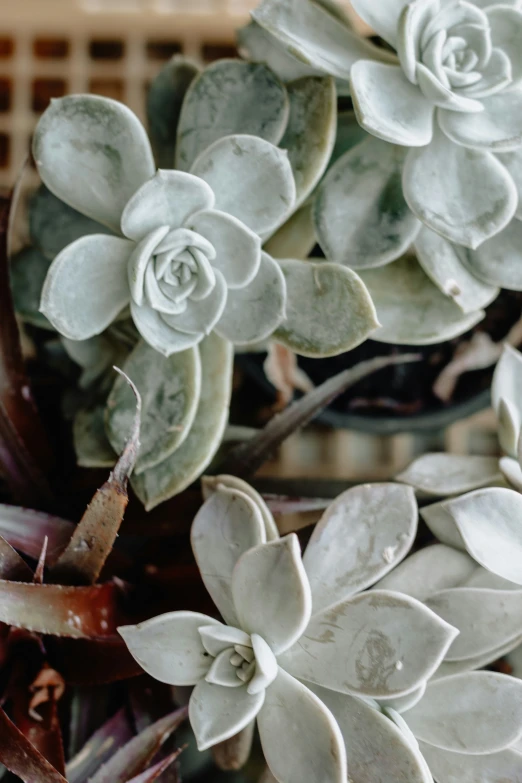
245, 0, 522, 345
120, 476, 461, 782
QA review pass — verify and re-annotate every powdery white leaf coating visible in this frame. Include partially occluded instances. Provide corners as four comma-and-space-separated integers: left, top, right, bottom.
375, 545, 477, 602
215, 253, 286, 345
351, 61, 434, 147
426, 587, 522, 661
118, 611, 221, 686
440, 88, 522, 152
176, 60, 289, 172
106, 341, 202, 474
279, 590, 458, 698
396, 453, 502, 496
263, 202, 316, 261
303, 483, 417, 613
131, 333, 232, 509
421, 501, 466, 550
201, 474, 279, 541
497, 147, 522, 219
438, 487, 522, 584
120, 170, 215, 242
350, 0, 407, 47
403, 127, 518, 249
464, 565, 521, 591
191, 485, 266, 626
500, 455, 522, 491
274, 259, 379, 358
189, 680, 265, 752
277, 76, 336, 209
404, 672, 522, 754
459, 216, 522, 292
311, 686, 432, 783
40, 235, 133, 340
232, 535, 312, 655
414, 227, 499, 313
29, 185, 113, 261
358, 256, 485, 346
251, 0, 395, 83
378, 683, 427, 714
257, 669, 347, 783
315, 136, 421, 269
237, 21, 324, 84
434, 632, 522, 680
418, 741, 522, 783
191, 135, 296, 236
492, 345, 522, 455
33, 95, 155, 232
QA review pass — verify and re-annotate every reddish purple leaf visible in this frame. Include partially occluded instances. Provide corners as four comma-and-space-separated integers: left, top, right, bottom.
88, 707, 188, 783
0, 706, 67, 782
67, 708, 134, 783
46, 636, 143, 685
126, 751, 183, 783
0, 535, 33, 581
0, 504, 74, 562
0, 580, 125, 637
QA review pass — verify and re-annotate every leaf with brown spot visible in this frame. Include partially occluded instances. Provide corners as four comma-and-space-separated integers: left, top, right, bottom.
0, 706, 67, 782
88, 707, 188, 783
51, 371, 141, 585
0, 581, 125, 637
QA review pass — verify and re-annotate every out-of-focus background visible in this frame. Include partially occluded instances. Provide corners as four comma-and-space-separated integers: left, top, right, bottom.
0, 0, 499, 489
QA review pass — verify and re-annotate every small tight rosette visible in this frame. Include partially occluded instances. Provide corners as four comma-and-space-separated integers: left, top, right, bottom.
34, 95, 295, 356
120, 477, 458, 783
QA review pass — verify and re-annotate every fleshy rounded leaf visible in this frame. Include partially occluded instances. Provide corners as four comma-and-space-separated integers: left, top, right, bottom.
459, 219, 522, 292
191, 135, 296, 236
106, 340, 201, 474
118, 611, 220, 685
274, 259, 379, 358
130, 301, 204, 357
439, 88, 522, 152
215, 252, 286, 345
280, 590, 458, 698
131, 333, 232, 509
492, 345, 522, 455
303, 483, 417, 613
40, 235, 133, 340
405, 672, 522, 754
176, 59, 289, 171
396, 453, 502, 496
420, 501, 466, 550
312, 685, 433, 783
419, 741, 522, 783
315, 136, 421, 269
497, 147, 522, 220
10, 247, 54, 330
33, 95, 155, 232
237, 20, 324, 83
358, 256, 485, 346
375, 545, 477, 602
201, 474, 279, 541
73, 407, 116, 469
232, 535, 312, 655
403, 127, 518, 249
191, 485, 266, 626
263, 202, 316, 261
257, 669, 347, 783
189, 680, 264, 751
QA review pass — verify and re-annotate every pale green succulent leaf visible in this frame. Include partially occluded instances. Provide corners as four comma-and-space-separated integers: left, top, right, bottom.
10, 247, 54, 330
215, 252, 286, 345
414, 227, 499, 314
497, 147, 522, 219
106, 339, 202, 474
274, 258, 379, 358
500, 455, 522, 491
434, 632, 522, 680
405, 673, 522, 754
458, 218, 522, 291
327, 111, 368, 172
438, 486, 522, 585
147, 55, 200, 168
396, 453, 502, 497
358, 256, 485, 346
62, 332, 134, 391
419, 741, 522, 783
131, 333, 233, 510
374, 545, 477, 602
278, 76, 336, 209
29, 185, 113, 261
426, 586, 522, 662
263, 202, 316, 260
403, 126, 518, 249
202, 474, 279, 541
33, 95, 155, 232
191, 134, 296, 236
420, 501, 466, 551
311, 686, 432, 783
303, 483, 417, 612
315, 137, 421, 269
492, 345, 522, 456
73, 406, 117, 469
237, 20, 325, 83
176, 60, 289, 172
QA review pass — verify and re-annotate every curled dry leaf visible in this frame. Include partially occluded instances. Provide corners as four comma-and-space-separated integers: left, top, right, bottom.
51, 369, 141, 585
263, 342, 314, 410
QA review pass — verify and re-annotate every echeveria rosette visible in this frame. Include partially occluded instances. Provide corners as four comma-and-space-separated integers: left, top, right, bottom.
34, 94, 294, 357
120, 478, 458, 782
